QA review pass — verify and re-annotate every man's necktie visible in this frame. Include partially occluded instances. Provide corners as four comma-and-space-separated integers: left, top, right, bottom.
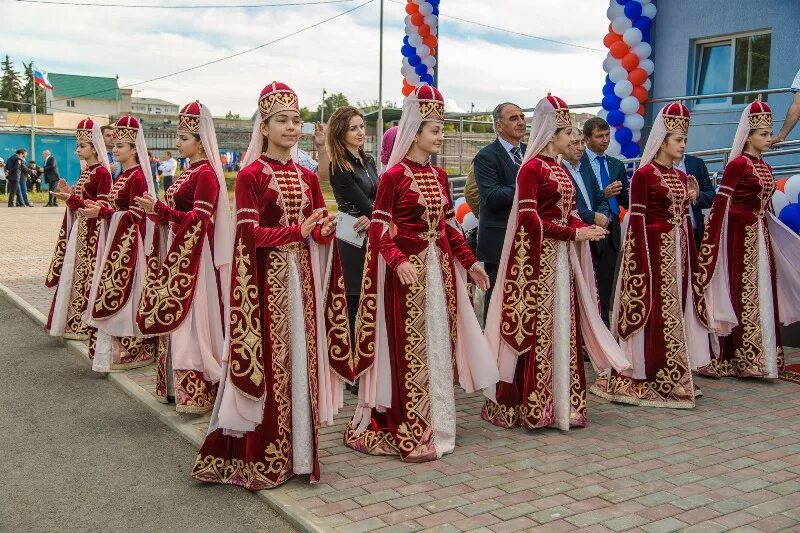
597, 155, 619, 215
510, 146, 522, 167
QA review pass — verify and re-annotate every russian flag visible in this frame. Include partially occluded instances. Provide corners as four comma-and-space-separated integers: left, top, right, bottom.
33, 67, 54, 90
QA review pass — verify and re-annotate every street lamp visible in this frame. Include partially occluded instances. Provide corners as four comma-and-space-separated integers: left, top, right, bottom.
320, 88, 328, 123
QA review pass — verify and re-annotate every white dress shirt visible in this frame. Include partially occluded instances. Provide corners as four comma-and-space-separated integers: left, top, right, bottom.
564, 160, 591, 209
497, 136, 523, 164
792, 68, 800, 93
158, 158, 177, 176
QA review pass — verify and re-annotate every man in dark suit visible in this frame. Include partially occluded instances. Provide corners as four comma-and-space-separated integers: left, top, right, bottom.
473, 102, 527, 316
581, 118, 630, 325
5, 149, 29, 207
43, 150, 61, 206
562, 128, 611, 231
676, 154, 715, 246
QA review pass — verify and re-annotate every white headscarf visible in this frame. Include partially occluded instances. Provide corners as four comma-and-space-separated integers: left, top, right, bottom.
729, 101, 773, 161
640, 102, 690, 167
386, 84, 445, 170
90, 121, 110, 171
520, 96, 563, 166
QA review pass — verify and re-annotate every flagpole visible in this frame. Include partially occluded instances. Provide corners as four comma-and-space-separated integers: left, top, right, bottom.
31, 66, 37, 159
376, 0, 384, 166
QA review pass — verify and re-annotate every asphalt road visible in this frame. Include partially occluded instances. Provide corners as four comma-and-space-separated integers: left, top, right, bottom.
0, 293, 296, 533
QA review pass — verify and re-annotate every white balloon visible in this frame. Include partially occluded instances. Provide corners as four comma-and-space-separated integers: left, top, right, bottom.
639, 0, 652, 4
422, 55, 436, 67
620, 95, 640, 114
603, 56, 621, 73
402, 57, 410, 68
418, 3, 433, 16
623, 27, 643, 47
643, 78, 652, 91
609, 66, 628, 83
597, 109, 609, 120
639, 58, 655, 75
412, 0, 424, 4
608, 137, 622, 157
624, 113, 645, 131
632, 42, 652, 59
611, 15, 632, 34
416, 44, 430, 58
614, 80, 634, 98
401, 65, 413, 77
424, 15, 438, 28
406, 72, 420, 84
461, 212, 478, 232
642, 3, 657, 18
606, 3, 624, 19
773, 190, 790, 214
785, 174, 800, 204
455, 196, 467, 207
632, 130, 642, 143
409, 34, 423, 48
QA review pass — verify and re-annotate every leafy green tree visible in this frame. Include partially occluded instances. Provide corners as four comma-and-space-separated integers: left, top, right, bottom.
225, 110, 241, 119
0, 55, 23, 111
318, 92, 349, 122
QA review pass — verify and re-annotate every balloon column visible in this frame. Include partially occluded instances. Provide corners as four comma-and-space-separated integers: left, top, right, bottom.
774, 174, 800, 233
400, 0, 440, 96
598, 0, 657, 159
454, 196, 478, 232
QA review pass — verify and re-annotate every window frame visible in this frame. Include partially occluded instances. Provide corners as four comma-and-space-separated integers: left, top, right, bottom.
692, 29, 771, 110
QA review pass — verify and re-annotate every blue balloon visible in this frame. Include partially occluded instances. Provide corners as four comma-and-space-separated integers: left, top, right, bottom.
420, 74, 434, 84
408, 54, 422, 67
641, 28, 651, 42
602, 82, 615, 96
401, 45, 414, 58
414, 64, 428, 76
403, 35, 410, 46
616, 0, 630, 4
633, 16, 651, 32
607, 110, 625, 127
623, 1, 642, 19
621, 141, 640, 159
605, 74, 612, 85
602, 94, 622, 111
615, 127, 633, 145
779, 203, 800, 233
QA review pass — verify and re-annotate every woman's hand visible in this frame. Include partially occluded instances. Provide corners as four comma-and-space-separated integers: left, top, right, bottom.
57, 178, 69, 193
53, 191, 71, 201
300, 209, 325, 238
686, 174, 699, 202
396, 261, 419, 285
353, 215, 370, 233
134, 192, 157, 214
468, 263, 491, 291
313, 122, 326, 150
575, 225, 609, 242
79, 199, 102, 219
320, 213, 337, 237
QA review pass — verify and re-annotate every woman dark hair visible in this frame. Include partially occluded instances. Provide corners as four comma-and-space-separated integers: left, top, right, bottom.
326, 106, 379, 350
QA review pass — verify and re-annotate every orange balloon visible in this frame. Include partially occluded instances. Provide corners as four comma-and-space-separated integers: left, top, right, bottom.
610, 41, 629, 59
402, 84, 414, 96
632, 85, 649, 103
411, 13, 424, 26
418, 24, 431, 38
405, 2, 418, 15
618, 205, 628, 223
638, 104, 646, 115
628, 68, 648, 86
603, 32, 622, 49
775, 177, 788, 192
456, 202, 472, 224
424, 35, 438, 48
621, 52, 639, 71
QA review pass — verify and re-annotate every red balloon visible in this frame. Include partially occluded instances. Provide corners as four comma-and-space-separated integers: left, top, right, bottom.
609, 41, 629, 59
776, 177, 788, 192
410, 13, 424, 26
418, 24, 431, 38
628, 68, 648, 86
405, 2, 418, 15
638, 104, 646, 115
423, 35, 438, 49
603, 32, 622, 49
402, 84, 414, 96
618, 205, 627, 223
456, 202, 472, 224
632, 85, 649, 103
621, 52, 639, 71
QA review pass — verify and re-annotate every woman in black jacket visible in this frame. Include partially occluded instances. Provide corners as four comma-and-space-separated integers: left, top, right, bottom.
326, 106, 379, 367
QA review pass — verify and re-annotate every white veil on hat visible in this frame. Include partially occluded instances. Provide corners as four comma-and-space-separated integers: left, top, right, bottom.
386, 83, 445, 170
640, 102, 690, 167
241, 82, 301, 170
730, 100, 773, 161
520, 96, 563, 166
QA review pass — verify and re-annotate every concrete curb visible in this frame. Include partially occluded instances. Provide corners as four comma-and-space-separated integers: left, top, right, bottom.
0, 282, 332, 533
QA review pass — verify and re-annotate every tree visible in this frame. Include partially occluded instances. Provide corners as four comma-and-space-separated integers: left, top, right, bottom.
225, 110, 240, 119
22, 62, 47, 114
0, 55, 23, 111
299, 106, 318, 123
317, 92, 349, 122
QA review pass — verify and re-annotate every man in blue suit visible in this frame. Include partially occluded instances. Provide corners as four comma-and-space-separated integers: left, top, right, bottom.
474, 102, 527, 316
580, 118, 629, 326
562, 128, 610, 231
676, 153, 716, 246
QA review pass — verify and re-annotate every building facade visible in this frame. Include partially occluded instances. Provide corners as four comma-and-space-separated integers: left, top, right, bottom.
131, 97, 180, 116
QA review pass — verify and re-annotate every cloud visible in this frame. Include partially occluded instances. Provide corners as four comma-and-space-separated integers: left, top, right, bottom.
4, 0, 609, 116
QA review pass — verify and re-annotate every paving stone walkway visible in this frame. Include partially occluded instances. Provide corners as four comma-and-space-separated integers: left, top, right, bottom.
3, 205, 800, 533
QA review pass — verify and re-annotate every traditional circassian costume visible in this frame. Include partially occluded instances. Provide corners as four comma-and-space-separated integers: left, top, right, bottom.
481, 95, 631, 431
84, 115, 163, 371
591, 103, 712, 408
191, 82, 353, 490
46, 118, 112, 348
136, 101, 233, 413
696, 101, 800, 379
343, 84, 499, 462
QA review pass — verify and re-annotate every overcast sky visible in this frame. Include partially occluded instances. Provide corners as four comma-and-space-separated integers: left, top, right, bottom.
6, 0, 609, 117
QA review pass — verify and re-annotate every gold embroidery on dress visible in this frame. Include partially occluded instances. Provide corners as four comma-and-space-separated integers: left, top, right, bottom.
502, 226, 537, 348
93, 224, 137, 314
229, 240, 265, 393
618, 235, 647, 336
733, 224, 765, 376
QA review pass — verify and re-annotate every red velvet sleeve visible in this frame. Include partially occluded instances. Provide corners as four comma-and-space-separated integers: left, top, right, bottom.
235, 167, 303, 248
522, 162, 577, 241
154, 168, 220, 225
95, 167, 112, 208
438, 168, 477, 269
373, 169, 408, 270
67, 194, 85, 211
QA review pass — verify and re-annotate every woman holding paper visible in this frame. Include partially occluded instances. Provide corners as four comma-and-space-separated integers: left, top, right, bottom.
326, 106, 379, 345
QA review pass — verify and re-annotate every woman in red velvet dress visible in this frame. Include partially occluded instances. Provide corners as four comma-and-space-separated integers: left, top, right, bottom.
191, 82, 352, 490
134, 101, 232, 413
81, 115, 162, 371
46, 118, 112, 348
696, 101, 800, 379
343, 84, 499, 462
481, 95, 628, 432
591, 103, 712, 408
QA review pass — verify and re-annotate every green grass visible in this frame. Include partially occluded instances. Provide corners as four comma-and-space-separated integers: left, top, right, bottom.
0, 190, 54, 205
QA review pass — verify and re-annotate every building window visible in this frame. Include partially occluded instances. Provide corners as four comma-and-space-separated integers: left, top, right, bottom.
67, 99, 75, 108
693, 31, 771, 107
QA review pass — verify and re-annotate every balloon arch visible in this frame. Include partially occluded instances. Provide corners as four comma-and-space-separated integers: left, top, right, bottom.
399, 0, 440, 96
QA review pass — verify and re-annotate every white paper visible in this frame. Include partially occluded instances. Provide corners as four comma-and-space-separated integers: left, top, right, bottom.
336, 212, 365, 248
